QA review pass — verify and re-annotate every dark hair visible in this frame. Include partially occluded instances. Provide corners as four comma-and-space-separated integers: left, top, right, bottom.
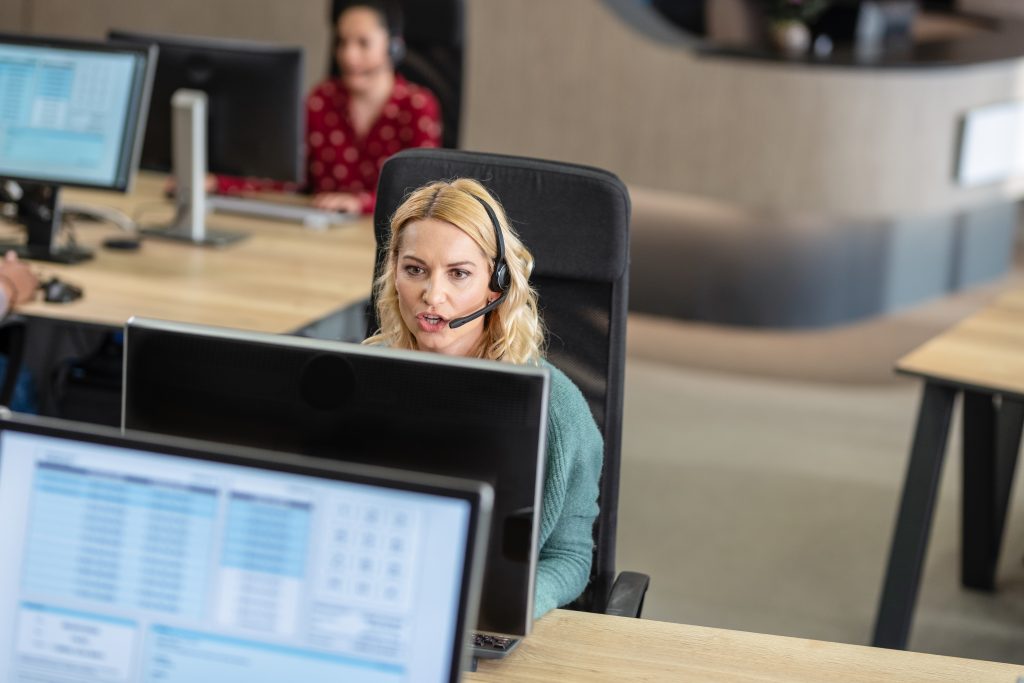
331, 0, 404, 38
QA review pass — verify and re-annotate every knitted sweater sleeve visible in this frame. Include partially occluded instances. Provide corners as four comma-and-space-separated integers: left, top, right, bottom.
533, 368, 603, 618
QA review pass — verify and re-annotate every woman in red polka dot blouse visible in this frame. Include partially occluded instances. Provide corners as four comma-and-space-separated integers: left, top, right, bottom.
217, 0, 441, 215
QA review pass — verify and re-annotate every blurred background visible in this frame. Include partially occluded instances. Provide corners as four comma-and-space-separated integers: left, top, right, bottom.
5, 0, 1024, 664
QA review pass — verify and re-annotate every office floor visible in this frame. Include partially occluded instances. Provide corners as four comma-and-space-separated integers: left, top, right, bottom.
617, 241, 1024, 664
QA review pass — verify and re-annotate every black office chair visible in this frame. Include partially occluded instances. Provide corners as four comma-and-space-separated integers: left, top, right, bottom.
329, 0, 464, 149
0, 316, 28, 409
367, 148, 650, 617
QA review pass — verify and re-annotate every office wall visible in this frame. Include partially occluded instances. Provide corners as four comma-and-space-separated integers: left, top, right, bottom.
8, 0, 331, 93
0, 0, 27, 33
960, 0, 1024, 18
461, 0, 1024, 219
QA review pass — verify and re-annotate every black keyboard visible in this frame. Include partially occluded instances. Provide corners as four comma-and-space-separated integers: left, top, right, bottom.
471, 632, 520, 658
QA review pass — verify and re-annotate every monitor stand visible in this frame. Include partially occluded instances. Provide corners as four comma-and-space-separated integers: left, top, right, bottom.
140, 88, 246, 247
9, 183, 93, 264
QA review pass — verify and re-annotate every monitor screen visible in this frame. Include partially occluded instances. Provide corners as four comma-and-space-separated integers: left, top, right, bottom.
108, 30, 303, 183
0, 35, 153, 190
123, 318, 549, 638
0, 416, 489, 683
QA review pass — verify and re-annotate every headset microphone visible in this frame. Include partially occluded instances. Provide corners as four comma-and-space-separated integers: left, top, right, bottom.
447, 193, 511, 330
448, 289, 507, 329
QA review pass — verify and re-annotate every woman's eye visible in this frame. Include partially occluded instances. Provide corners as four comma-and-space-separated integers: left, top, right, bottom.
451, 269, 470, 280
404, 265, 424, 276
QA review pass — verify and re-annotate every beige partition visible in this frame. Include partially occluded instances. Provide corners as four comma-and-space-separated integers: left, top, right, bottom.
10, 0, 331, 93
0, 1, 27, 33
461, 0, 1024, 220
960, 0, 1024, 18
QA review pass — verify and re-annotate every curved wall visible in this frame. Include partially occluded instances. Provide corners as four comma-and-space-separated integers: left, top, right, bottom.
461, 0, 1024, 220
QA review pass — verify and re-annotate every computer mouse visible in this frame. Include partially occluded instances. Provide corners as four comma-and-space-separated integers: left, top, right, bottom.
40, 277, 84, 304
103, 237, 141, 251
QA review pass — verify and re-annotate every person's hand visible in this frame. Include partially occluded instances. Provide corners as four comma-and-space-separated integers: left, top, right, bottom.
312, 192, 362, 214
163, 173, 218, 197
0, 251, 39, 311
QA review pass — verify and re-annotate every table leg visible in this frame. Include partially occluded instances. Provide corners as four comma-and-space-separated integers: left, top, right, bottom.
872, 382, 956, 650
962, 391, 996, 589
995, 398, 1024, 551
963, 394, 1024, 590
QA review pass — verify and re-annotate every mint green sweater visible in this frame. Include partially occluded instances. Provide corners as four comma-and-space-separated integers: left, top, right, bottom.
534, 361, 604, 618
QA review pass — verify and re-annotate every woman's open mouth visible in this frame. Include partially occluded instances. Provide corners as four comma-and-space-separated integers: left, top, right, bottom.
417, 312, 448, 333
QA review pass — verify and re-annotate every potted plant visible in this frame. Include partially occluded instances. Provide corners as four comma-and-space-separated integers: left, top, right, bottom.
761, 0, 832, 54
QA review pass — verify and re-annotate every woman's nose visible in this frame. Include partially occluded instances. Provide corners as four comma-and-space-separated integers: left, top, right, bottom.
339, 44, 358, 66
422, 276, 447, 305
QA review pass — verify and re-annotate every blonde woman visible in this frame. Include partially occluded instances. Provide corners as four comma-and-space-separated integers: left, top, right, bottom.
365, 178, 602, 617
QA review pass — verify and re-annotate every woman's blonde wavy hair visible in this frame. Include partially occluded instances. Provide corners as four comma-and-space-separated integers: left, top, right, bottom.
364, 178, 545, 365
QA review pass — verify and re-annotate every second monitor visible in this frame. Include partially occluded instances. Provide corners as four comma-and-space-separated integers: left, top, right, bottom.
108, 30, 305, 244
122, 318, 549, 642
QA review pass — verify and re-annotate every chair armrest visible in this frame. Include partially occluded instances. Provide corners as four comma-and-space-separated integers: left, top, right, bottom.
604, 571, 650, 618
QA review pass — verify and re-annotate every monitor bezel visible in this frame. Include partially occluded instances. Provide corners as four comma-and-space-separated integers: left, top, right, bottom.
122, 316, 550, 638
0, 412, 492, 682
0, 32, 156, 193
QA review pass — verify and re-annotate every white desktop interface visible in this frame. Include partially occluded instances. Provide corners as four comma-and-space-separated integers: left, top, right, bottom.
0, 43, 138, 186
0, 431, 472, 683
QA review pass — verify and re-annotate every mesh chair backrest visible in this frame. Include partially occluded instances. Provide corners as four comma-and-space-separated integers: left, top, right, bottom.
369, 149, 630, 610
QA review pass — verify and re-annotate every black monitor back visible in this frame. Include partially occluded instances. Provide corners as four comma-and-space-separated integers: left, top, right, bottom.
122, 318, 548, 637
108, 30, 303, 182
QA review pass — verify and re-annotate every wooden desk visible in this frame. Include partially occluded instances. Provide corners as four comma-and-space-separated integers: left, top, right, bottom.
11, 174, 376, 334
469, 610, 1023, 682
873, 292, 1024, 649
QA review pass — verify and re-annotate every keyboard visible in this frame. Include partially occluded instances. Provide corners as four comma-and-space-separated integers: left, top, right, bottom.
207, 195, 356, 229
471, 633, 520, 659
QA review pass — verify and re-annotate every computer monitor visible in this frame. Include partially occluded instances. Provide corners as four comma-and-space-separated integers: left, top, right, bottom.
0, 413, 491, 683
106, 30, 303, 246
108, 30, 303, 183
122, 318, 549, 640
0, 33, 155, 263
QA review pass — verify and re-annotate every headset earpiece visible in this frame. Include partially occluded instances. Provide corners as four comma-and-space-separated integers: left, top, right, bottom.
388, 35, 405, 64
471, 194, 509, 293
490, 260, 510, 294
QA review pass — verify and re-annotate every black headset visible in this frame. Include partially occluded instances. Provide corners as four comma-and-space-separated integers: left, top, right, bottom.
387, 30, 406, 66
447, 192, 511, 329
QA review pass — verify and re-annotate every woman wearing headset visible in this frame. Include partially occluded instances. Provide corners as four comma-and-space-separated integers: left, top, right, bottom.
365, 178, 603, 617
217, 0, 441, 214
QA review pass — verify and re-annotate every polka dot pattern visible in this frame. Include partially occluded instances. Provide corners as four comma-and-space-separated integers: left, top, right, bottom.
216, 75, 441, 216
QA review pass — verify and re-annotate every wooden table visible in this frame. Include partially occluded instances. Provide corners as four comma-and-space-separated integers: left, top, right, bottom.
11, 173, 377, 334
873, 292, 1024, 649
469, 610, 1023, 682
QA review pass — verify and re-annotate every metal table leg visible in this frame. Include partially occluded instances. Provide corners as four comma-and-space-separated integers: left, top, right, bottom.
962, 393, 1024, 590
872, 382, 956, 649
